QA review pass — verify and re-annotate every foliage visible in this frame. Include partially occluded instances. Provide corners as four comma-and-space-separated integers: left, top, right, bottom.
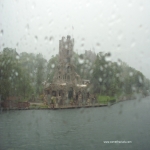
0, 48, 33, 100
47, 55, 58, 82
0, 48, 47, 101
35, 54, 47, 94
91, 52, 149, 96
0, 48, 150, 101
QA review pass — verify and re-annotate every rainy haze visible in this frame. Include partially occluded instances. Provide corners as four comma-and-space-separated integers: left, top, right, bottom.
0, 0, 150, 150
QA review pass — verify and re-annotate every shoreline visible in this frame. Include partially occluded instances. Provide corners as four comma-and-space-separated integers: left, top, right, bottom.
1, 94, 149, 111
0, 103, 109, 111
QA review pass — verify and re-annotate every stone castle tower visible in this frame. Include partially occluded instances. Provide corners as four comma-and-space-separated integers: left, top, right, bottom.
53, 35, 81, 84
44, 35, 89, 102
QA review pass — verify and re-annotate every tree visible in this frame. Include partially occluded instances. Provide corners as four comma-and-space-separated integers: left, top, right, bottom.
35, 53, 47, 95
0, 48, 33, 100
47, 55, 58, 82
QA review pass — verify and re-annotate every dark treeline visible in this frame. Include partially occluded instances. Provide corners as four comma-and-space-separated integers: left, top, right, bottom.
0, 48, 150, 101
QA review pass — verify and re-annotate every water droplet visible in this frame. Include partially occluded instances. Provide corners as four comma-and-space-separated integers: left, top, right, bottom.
138, 76, 143, 83
139, 24, 142, 28
30, 73, 33, 77
129, 72, 133, 76
78, 58, 84, 64
105, 56, 111, 62
81, 43, 84, 47
16, 55, 20, 59
116, 73, 120, 77
104, 64, 108, 68
49, 36, 54, 44
49, 20, 53, 26
90, 69, 93, 74
15, 72, 18, 76
117, 44, 121, 48
35, 36, 38, 42
16, 43, 19, 46
100, 66, 103, 71
96, 43, 100, 47
132, 86, 136, 91
117, 59, 121, 66
51, 64, 55, 68
0, 30, 3, 36
26, 24, 29, 32
99, 78, 102, 82
45, 36, 48, 41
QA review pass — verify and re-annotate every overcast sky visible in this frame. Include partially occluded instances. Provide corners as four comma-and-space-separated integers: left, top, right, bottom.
0, 0, 150, 79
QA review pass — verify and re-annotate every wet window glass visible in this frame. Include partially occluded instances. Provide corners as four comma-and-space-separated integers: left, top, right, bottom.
0, 0, 150, 150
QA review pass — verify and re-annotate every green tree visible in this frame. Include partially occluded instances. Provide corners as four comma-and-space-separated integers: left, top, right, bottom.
35, 53, 47, 95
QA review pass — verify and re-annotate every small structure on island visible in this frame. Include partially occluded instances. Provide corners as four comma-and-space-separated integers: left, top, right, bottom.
44, 35, 91, 105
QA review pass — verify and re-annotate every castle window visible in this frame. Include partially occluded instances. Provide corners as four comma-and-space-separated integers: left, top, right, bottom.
52, 91, 56, 96
59, 90, 62, 96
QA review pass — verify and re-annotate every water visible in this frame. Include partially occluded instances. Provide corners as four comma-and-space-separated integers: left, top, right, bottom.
0, 97, 150, 150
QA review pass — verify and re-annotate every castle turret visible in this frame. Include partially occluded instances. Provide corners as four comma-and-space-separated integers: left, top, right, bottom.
59, 35, 74, 64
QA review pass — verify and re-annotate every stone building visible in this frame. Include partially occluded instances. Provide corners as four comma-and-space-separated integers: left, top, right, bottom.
44, 35, 90, 105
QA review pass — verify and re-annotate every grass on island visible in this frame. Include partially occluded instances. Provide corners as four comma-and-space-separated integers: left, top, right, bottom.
97, 95, 116, 104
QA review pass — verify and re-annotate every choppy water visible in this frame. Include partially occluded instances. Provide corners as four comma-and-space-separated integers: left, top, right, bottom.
0, 97, 150, 150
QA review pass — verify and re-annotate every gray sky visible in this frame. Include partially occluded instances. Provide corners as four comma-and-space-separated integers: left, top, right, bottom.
0, 0, 150, 79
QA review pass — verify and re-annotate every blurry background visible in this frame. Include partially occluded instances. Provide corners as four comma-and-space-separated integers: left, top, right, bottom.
0, 0, 150, 78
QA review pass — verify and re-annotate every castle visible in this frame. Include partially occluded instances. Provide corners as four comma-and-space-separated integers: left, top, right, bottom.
44, 35, 90, 105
